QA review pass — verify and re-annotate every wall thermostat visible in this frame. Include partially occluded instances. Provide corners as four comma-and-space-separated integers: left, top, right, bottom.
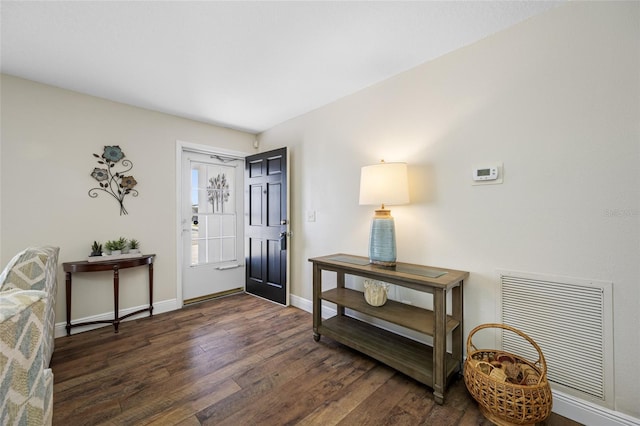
473, 165, 499, 181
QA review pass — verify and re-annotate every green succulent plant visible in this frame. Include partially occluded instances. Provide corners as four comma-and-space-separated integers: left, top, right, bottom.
115, 237, 128, 250
105, 237, 127, 252
90, 241, 102, 256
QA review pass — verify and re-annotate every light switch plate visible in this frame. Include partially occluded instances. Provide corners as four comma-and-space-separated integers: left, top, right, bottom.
306, 210, 316, 222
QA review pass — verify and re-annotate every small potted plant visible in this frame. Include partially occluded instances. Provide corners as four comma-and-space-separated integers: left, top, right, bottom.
90, 241, 103, 257
105, 237, 127, 255
104, 240, 116, 255
128, 238, 140, 254
114, 237, 127, 254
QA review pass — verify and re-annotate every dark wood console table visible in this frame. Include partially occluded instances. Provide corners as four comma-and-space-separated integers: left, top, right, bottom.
309, 254, 468, 404
63, 254, 155, 335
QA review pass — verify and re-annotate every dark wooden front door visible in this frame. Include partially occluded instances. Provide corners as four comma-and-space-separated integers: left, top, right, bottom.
245, 147, 288, 305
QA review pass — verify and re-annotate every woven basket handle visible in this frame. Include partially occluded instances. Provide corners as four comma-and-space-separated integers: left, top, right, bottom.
466, 323, 548, 380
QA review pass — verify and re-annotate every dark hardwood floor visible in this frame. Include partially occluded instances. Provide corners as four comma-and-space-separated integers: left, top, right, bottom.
52, 293, 581, 426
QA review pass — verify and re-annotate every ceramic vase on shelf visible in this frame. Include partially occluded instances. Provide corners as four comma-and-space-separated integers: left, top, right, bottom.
364, 280, 389, 307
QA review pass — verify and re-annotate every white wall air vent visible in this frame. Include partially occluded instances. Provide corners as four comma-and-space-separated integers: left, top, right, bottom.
499, 270, 613, 407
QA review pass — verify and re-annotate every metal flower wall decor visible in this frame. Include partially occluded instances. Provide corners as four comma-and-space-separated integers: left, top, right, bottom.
89, 145, 138, 215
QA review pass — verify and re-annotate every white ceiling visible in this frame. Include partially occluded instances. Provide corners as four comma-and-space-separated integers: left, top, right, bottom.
1, 1, 563, 134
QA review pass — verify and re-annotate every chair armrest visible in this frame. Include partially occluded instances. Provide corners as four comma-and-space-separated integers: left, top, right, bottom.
0, 246, 60, 366
0, 289, 51, 425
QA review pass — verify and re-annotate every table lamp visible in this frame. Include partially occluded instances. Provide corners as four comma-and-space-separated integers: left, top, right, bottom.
359, 160, 409, 266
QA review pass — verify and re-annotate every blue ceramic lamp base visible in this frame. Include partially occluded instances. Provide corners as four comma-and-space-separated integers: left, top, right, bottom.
368, 209, 397, 266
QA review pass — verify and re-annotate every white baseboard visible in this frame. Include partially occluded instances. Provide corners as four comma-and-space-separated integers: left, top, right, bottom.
291, 293, 337, 320
290, 293, 312, 313
553, 390, 640, 426
54, 298, 179, 338
289, 294, 640, 426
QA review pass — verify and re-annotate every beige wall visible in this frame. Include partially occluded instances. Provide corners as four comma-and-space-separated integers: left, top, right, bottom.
0, 74, 255, 319
258, 1, 639, 419
1, 0, 638, 420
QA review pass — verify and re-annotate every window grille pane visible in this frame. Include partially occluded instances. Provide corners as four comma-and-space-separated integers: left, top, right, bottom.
221, 214, 236, 238
206, 238, 221, 264
221, 238, 236, 262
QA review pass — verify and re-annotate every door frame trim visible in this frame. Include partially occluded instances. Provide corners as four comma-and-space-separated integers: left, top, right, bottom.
175, 140, 250, 308
285, 150, 291, 306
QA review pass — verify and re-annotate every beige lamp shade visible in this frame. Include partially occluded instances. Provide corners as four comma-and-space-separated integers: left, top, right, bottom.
359, 161, 409, 208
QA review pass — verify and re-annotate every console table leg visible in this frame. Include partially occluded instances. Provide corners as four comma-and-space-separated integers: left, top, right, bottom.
65, 272, 72, 336
312, 263, 322, 340
433, 287, 446, 404
113, 266, 120, 333
452, 282, 464, 370
336, 271, 345, 317
149, 263, 154, 316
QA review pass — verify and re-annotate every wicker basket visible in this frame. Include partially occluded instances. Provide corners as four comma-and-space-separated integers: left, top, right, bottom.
464, 323, 553, 426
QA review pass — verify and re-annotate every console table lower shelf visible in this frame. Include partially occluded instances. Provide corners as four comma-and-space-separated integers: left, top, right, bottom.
318, 315, 460, 388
